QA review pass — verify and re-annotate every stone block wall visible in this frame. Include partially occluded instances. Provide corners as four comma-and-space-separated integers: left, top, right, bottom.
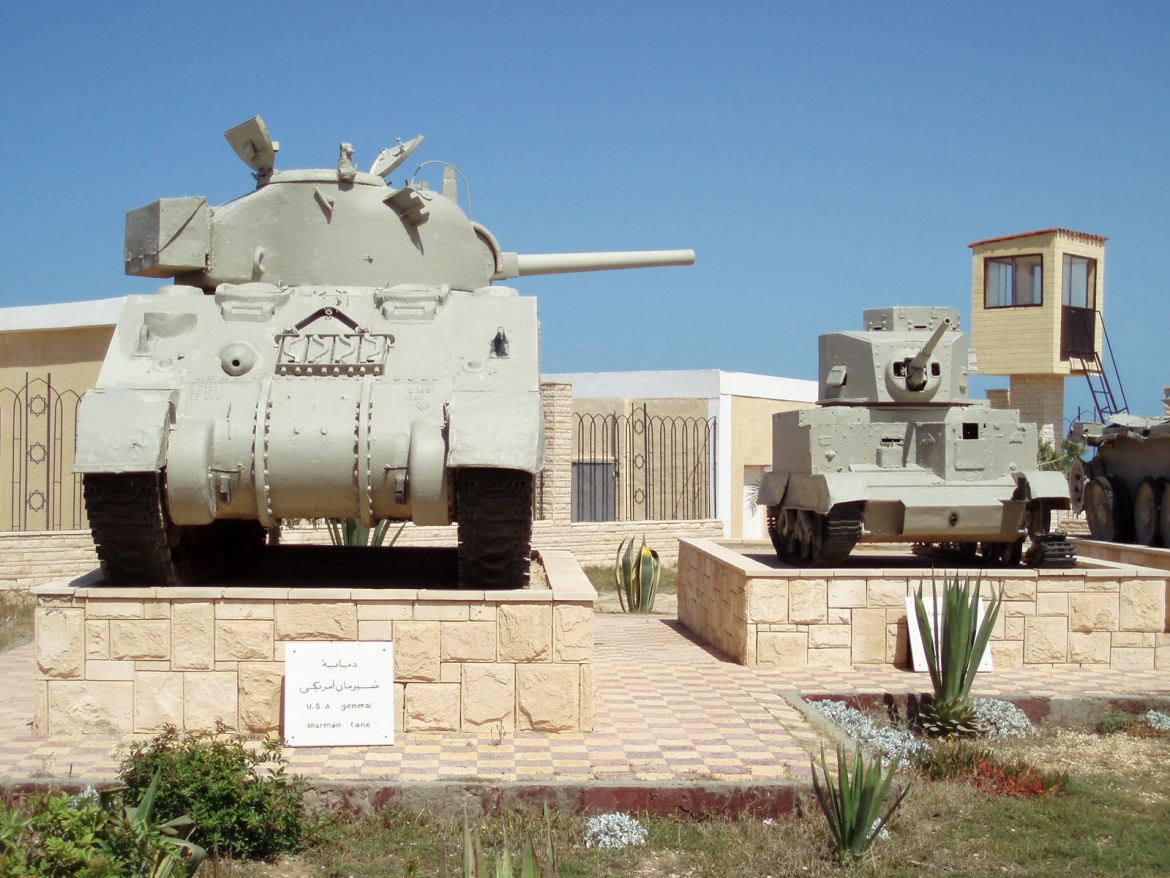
32, 550, 595, 737
678, 539, 1170, 671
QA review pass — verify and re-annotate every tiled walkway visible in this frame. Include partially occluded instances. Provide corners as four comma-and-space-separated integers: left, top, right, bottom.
3, 615, 1168, 787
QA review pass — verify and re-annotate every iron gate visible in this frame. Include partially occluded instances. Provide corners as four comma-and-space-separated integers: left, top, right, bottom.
1, 373, 85, 531
572, 406, 717, 522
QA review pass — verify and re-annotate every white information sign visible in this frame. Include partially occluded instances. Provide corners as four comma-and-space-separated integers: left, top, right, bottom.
284, 641, 394, 747
906, 596, 993, 673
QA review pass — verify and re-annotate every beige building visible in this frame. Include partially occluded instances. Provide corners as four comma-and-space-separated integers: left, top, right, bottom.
545, 370, 817, 539
969, 228, 1108, 444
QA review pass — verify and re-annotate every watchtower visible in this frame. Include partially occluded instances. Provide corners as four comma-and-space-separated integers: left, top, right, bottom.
968, 228, 1113, 444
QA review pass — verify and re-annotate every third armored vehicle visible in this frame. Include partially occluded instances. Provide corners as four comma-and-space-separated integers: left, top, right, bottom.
74, 117, 693, 587
756, 306, 1073, 567
1068, 396, 1170, 545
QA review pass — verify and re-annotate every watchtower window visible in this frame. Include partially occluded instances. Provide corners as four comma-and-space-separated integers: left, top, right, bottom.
985, 254, 1043, 307
1061, 254, 1097, 309
962, 423, 979, 440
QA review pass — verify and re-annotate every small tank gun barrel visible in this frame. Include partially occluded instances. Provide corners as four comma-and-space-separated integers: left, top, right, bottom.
493, 249, 695, 280
905, 317, 952, 391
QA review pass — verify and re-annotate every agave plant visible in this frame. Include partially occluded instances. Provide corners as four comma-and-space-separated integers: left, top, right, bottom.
447, 808, 556, 878
913, 573, 1003, 737
326, 518, 405, 547
614, 536, 661, 613
811, 743, 910, 860
105, 768, 206, 877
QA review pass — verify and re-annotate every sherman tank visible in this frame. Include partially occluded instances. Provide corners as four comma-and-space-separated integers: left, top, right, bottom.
756, 306, 1074, 567
1068, 395, 1170, 545
75, 116, 694, 587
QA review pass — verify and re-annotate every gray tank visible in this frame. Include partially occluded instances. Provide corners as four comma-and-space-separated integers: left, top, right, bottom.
756, 307, 1074, 567
1068, 395, 1170, 545
75, 117, 694, 587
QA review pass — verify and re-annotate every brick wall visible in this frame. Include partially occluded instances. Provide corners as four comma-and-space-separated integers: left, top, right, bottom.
1008, 374, 1065, 446
0, 531, 98, 590
678, 538, 1170, 671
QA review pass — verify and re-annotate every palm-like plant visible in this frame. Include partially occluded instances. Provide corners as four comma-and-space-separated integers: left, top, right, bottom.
811, 743, 910, 860
913, 573, 1003, 737
326, 518, 405, 547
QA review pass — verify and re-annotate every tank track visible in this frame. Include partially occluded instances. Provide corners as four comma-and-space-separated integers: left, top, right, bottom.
456, 468, 534, 589
816, 506, 863, 567
83, 472, 181, 585
1025, 532, 1077, 568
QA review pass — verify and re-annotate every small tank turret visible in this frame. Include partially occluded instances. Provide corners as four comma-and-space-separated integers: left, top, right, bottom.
757, 307, 1074, 567
76, 116, 694, 587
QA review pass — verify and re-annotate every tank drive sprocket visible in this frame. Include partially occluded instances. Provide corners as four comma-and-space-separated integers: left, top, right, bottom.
455, 468, 534, 588
770, 504, 861, 567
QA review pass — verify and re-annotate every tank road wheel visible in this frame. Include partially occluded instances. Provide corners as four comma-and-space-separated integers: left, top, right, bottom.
1084, 475, 1132, 543
84, 472, 184, 585
455, 468, 534, 589
1133, 477, 1163, 547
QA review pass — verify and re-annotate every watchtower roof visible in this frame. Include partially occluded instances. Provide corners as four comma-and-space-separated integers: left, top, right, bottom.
967, 228, 1108, 249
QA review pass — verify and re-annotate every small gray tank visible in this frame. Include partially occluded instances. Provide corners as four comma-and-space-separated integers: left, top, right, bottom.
75, 117, 694, 586
756, 306, 1074, 567
1068, 394, 1170, 545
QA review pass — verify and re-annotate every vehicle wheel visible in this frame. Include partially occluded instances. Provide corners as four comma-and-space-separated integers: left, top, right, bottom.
455, 468, 534, 589
1159, 479, 1170, 549
1133, 477, 1162, 546
1084, 475, 1132, 543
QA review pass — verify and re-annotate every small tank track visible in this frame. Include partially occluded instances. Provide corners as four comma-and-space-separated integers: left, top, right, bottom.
456, 468, 534, 589
1025, 532, 1077, 568
84, 472, 181, 585
816, 505, 863, 567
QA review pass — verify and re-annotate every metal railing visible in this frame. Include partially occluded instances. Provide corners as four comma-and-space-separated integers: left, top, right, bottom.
1, 373, 86, 531
572, 406, 717, 522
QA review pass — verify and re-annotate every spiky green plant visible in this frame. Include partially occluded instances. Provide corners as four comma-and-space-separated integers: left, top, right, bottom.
614, 536, 661, 613
446, 809, 554, 878
811, 743, 910, 860
326, 518, 405, 547
913, 573, 1003, 737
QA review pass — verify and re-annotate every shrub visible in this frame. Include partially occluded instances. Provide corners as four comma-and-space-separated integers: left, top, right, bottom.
972, 698, 1034, 741
810, 699, 931, 764
915, 740, 1067, 797
118, 724, 307, 860
0, 773, 203, 877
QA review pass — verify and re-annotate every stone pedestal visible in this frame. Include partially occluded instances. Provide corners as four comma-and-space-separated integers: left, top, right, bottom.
32, 549, 595, 737
678, 539, 1170, 671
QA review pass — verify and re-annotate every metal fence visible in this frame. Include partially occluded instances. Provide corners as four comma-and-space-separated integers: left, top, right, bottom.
572, 406, 717, 522
1, 373, 86, 531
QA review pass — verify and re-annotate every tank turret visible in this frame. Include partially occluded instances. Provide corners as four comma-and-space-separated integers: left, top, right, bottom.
819, 306, 969, 406
757, 306, 1073, 568
77, 116, 695, 587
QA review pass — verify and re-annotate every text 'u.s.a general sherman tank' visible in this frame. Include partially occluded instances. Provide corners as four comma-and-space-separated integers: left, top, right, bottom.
1068, 394, 1170, 546
75, 117, 694, 587
756, 306, 1074, 567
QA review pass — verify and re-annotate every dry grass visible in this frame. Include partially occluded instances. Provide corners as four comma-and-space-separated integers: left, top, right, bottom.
0, 590, 35, 652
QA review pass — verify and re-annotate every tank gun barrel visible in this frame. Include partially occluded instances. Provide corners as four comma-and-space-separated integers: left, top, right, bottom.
493, 249, 695, 280
906, 317, 952, 391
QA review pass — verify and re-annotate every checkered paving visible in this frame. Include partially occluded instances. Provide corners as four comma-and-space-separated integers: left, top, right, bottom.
4, 615, 1168, 786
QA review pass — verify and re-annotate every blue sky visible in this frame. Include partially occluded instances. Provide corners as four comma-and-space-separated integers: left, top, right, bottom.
2, 1, 1167, 423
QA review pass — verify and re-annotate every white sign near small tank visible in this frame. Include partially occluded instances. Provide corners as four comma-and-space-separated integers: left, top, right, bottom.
284, 642, 394, 746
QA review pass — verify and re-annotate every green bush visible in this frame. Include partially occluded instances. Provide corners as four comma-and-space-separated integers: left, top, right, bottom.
118, 725, 307, 860
0, 775, 203, 877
